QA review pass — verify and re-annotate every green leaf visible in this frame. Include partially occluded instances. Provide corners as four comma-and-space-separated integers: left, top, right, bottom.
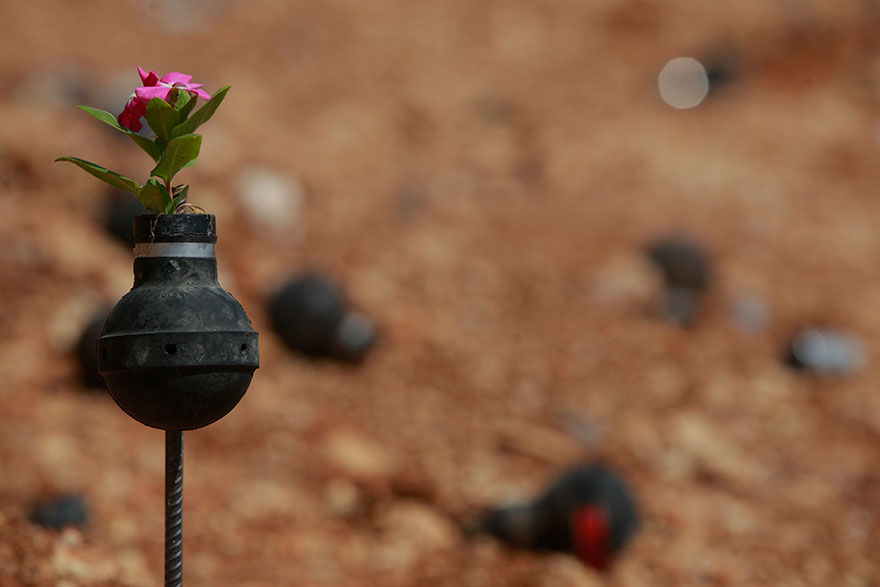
55, 156, 139, 192
127, 134, 163, 162
77, 105, 163, 162
150, 133, 202, 182
175, 90, 189, 108
76, 105, 127, 132
179, 95, 197, 120
171, 86, 230, 138
145, 98, 182, 142
175, 90, 191, 110
136, 178, 172, 214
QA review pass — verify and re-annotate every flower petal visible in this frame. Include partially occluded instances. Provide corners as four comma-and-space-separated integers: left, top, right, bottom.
138, 67, 160, 86
160, 72, 193, 86
135, 85, 173, 102
118, 98, 146, 132
190, 88, 212, 101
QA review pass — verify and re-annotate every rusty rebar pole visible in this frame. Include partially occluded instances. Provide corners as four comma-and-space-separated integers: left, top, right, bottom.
165, 430, 184, 587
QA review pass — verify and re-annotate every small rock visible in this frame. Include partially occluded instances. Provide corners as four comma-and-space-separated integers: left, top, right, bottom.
29, 494, 89, 530
236, 167, 304, 237
374, 501, 460, 571
672, 413, 764, 485
324, 478, 366, 519
590, 254, 656, 306
786, 328, 865, 375
51, 528, 117, 583
379, 501, 460, 550
730, 294, 770, 333
323, 429, 394, 480
494, 419, 587, 465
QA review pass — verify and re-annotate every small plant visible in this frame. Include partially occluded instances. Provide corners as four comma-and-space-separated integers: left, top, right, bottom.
56, 67, 229, 214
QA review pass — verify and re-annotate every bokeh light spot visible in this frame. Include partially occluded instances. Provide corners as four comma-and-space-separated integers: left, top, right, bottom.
658, 57, 709, 109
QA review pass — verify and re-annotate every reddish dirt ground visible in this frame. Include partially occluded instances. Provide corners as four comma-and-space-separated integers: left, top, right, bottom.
3, 1, 880, 585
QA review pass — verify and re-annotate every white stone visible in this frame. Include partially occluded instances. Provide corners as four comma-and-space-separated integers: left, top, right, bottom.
236, 167, 304, 237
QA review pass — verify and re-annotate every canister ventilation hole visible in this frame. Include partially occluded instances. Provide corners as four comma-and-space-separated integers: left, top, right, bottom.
165, 344, 177, 355
240, 343, 248, 352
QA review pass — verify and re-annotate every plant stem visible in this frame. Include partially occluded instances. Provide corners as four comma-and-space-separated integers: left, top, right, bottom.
165, 178, 174, 212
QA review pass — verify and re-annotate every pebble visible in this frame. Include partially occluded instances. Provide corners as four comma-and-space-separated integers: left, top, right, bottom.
29, 494, 89, 531
493, 419, 586, 465
324, 478, 366, 519
236, 167, 304, 237
730, 294, 770, 333
322, 429, 394, 480
379, 501, 460, 550
374, 501, 460, 571
786, 328, 865, 375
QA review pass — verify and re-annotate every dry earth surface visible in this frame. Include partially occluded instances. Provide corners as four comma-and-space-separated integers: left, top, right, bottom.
2, 0, 880, 585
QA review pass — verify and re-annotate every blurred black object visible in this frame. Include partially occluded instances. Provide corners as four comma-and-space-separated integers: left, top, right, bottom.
702, 53, 740, 94
104, 191, 149, 247
645, 235, 709, 290
74, 308, 110, 389
705, 60, 736, 91
479, 464, 639, 570
29, 494, 89, 530
269, 272, 377, 362
645, 235, 711, 326
785, 328, 864, 375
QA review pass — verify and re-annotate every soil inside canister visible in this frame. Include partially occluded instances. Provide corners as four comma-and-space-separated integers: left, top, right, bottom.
1, 1, 880, 585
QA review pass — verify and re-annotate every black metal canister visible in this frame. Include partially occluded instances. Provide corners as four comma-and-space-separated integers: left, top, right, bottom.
98, 214, 259, 430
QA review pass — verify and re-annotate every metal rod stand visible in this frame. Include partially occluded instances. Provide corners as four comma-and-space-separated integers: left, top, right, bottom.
165, 430, 184, 587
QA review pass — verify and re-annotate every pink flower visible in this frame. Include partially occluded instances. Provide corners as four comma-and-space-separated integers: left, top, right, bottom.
117, 67, 212, 132
134, 66, 211, 103
118, 97, 147, 132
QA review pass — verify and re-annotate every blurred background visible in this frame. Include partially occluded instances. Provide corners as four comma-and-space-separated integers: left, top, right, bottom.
2, 0, 880, 585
